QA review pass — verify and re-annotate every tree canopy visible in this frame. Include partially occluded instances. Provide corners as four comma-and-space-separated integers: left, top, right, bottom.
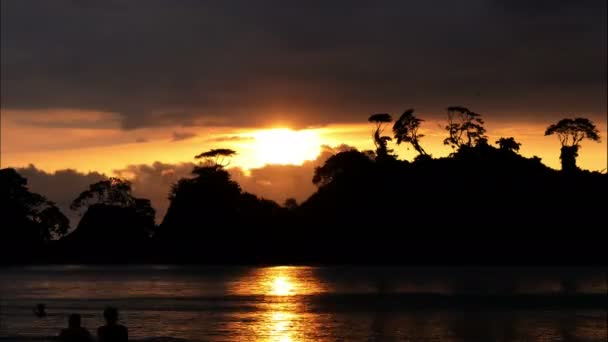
368, 113, 394, 159
545, 117, 601, 172
393, 109, 427, 156
313, 149, 374, 187
0, 168, 69, 243
545, 118, 601, 147
158, 150, 283, 241
69, 177, 156, 238
195, 148, 237, 167
368, 113, 392, 125
496, 137, 521, 153
443, 106, 487, 149
70, 178, 135, 211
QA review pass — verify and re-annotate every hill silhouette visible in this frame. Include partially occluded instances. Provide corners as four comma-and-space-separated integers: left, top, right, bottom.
52, 204, 154, 262
1, 109, 605, 265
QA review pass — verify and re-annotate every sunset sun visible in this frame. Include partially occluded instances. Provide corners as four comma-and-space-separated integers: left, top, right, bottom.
270, 276, 293, 296
251, 128, 322, 166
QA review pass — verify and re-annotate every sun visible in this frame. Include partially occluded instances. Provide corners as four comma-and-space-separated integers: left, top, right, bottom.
251, 128, 322, 166
270, 276, 293, 296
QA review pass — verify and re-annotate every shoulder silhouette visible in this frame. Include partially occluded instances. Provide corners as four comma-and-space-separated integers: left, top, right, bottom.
58, 314, 92, 342
97, 307, 128, 342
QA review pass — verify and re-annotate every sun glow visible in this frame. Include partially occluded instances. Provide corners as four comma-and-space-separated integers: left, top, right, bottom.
271, 276, 294, 296
250, 128, 322, 166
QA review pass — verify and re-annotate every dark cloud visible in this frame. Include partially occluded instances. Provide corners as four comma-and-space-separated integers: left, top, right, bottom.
11, 145, 379, 228
1, 1, 605, 129
492, 0, 588, 15
114, 162, 195, 221
135, 137, 148, 143
13, 117, 119, 129
171, 131, 197, 142
17, 165, 107, 229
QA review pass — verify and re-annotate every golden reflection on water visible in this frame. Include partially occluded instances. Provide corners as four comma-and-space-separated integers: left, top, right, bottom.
230, 265, 325, 297
229, 266, 324, 341
3, 266, 607, 341
270, 311, 294, 342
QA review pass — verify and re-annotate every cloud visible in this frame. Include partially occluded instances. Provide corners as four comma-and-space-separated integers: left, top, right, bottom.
112, 145, 357, 222
207, 135, 255, 142
135, 137, 148, 143
231, 144, 355, 203
1, 1, 605, 130
112, 144, 356, 221
9, 144, 392, 230
9, 110, 121, 129
114, 162, 195, 221
16, 165, 107, 229
171, 131, 197, 142
115, 145, 354, 222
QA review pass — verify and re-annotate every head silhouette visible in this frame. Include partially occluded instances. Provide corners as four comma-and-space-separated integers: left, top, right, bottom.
103, 307, 119, 325
34, 303, 47, 317
68, 313, 81, 328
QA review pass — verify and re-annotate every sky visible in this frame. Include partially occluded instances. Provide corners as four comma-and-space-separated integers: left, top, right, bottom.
1, 0, 607, 226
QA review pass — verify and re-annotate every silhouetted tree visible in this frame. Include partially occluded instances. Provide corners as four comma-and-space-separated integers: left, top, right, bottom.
496, 137, 521, 153
195, 148, 237, 167
35, 206, 70, 240
0, 168, 69, 243
545, 118, 601, 172
69, 178, 156, 238
368, 113, 393, 159
134, 198, 156, 227
443, 106, 487, 149
159, 164, 241, 239
392, 109, 427, 156
313, 149, 374, 187
158, 150, 282, 245
70, 178, 135, 211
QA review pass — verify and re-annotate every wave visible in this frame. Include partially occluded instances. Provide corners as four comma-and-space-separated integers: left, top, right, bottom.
5, 292, 607, 309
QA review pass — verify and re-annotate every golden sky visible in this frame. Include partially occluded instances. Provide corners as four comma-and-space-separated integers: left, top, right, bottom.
3, 2, 606, 177
2, 109, 606, 174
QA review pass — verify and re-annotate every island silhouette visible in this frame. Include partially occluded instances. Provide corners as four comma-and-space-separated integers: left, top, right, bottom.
1, 107, 605, 265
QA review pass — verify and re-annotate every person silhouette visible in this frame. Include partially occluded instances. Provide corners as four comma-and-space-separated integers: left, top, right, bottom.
97, 307, 128, 342
58, 314, 92, 342
33, 303, 47, 317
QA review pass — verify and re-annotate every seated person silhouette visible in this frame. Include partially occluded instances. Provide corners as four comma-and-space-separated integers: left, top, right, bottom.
58, 314, 92, 342
33, 303, 47, 317
97, 307, 128, 342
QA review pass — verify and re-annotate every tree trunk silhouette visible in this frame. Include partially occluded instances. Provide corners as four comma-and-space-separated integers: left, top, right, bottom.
560, 146, 579, 172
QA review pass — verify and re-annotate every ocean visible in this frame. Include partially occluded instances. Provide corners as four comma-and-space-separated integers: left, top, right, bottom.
0, 265, 605, 341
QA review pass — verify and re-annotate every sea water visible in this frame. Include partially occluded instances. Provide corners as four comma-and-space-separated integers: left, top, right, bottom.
0, 265, 605, 341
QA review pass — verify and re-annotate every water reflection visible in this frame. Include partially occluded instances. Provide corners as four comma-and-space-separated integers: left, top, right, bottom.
230, 266, 325, 296
229, 266, 323, 341
1, 266, 605, 341
270, 311, 294, 342
271, 277, 293, 296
